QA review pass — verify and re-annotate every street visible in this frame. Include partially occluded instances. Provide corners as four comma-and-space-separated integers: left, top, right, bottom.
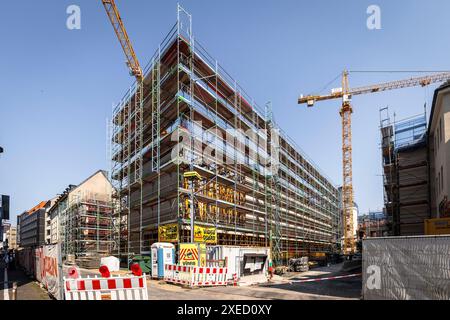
147, 263, 361, 300
0, 263, 361, 300
0, 267, 51, 300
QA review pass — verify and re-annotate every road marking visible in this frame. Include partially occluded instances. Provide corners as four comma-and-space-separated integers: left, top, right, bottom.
289, 273, 362, 283
3, 268, 9, 300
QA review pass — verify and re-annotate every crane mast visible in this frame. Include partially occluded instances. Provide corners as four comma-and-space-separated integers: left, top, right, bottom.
339, 71, 355, 255
298, 70, 450, 255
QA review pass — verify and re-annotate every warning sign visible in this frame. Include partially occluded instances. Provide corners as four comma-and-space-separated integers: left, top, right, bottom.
158, 223, 179, 243
194, 226, 217, 244
179, 243, 199, 266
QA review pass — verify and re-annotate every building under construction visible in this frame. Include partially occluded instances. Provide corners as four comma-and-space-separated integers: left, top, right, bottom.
49, 170, 116, 266
111, 7, 340, 265
380, 108, 431, 236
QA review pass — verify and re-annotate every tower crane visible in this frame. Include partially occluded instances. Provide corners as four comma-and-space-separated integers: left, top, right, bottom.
101, 0, 143, 81
298, 70, 450, 255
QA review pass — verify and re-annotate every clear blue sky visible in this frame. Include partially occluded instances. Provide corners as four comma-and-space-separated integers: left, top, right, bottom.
1, 0, 449, 225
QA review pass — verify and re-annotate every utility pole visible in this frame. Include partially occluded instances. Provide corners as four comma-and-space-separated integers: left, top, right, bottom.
183, 171, 201, 243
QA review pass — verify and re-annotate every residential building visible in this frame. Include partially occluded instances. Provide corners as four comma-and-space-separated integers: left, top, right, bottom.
17, 201, 49, 248
357, 211, 389, 238
429, 81, 450, 218
6, 226, 17, 249
48, 170, 115, 263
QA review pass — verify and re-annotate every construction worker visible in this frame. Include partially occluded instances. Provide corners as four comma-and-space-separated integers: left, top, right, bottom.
268, 260, 274, 281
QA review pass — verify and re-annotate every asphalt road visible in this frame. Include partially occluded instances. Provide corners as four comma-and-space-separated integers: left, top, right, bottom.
0, 266, 51, 300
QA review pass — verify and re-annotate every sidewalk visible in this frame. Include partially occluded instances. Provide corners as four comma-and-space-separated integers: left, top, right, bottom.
0, 267, 51, 300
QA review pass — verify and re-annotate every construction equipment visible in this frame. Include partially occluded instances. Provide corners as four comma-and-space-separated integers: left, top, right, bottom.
101, 0, 143, 81
298, 70, 450, 255
101, 0, 145, 258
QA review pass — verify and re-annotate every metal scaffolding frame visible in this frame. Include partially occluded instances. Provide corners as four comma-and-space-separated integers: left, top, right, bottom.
110, 5, 340, 266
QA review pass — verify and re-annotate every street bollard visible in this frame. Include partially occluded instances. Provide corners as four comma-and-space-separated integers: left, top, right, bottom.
12, 282, 17, 300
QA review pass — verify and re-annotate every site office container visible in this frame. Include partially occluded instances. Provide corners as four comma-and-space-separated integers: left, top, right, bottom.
207, 245, 270, 280
424, 218, 450, 235
362, 235, 450, 300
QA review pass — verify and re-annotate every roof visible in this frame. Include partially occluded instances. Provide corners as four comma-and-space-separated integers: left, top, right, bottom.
428, 80, 450, 136
48, 170, 110, 212
27, 201, 49, 215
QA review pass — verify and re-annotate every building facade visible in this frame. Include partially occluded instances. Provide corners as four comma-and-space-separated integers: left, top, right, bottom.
380, 111, 430, 236
111, 9, 340, 265
6, 226, 17, 250
429, 82, 450, 218
17, 201, 48, 248
48, 170, 115, 261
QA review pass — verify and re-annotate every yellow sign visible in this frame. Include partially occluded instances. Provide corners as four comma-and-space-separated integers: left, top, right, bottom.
158, 223, 179, 243
179, 243, 199, 266
194, 226, 217, 244
425, 218, 450, 235
199, 243, 206, 267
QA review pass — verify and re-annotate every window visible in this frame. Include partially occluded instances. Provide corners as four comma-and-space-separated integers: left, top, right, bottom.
441, 165, 444, 192
440, 118, 443, 142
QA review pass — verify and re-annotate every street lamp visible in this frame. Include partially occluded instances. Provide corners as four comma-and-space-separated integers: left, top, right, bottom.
183, 171, 201, 243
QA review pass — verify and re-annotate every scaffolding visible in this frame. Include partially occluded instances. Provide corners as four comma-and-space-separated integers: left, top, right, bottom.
110, 5, 340, 266
380, 107, 430, 236
59, 190, 115, 260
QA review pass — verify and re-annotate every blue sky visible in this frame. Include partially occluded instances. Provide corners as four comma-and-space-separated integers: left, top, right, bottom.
1, 0, 449, 224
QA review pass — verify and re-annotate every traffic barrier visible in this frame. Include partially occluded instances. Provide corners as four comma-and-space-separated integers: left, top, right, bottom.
164, 264, 228, 287
289, 273, 361, 283
63, 274, 148, 300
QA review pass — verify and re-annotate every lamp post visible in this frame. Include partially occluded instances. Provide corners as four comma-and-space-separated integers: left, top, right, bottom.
183, 171, 201, 243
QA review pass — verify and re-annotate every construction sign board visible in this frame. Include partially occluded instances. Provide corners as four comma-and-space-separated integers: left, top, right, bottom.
179, 243, 200, 266
158, 223, 179, 243
199, 243, 206, 267
194, 225, 217, 244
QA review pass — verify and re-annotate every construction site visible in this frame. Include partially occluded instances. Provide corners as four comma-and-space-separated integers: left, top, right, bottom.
2, 1, 450, 303
110, 6, 341, 266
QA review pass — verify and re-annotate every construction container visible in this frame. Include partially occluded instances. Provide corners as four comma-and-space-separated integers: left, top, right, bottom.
424, 217, 450, 235
362, 235, 450, 300
207, 246, 270, 281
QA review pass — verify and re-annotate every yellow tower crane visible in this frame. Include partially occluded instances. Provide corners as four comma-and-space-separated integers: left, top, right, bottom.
298, 70, 450, 255
101, 0, 143, 81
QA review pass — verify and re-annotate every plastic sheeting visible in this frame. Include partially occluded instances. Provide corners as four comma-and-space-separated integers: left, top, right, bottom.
362, 236, 450, 300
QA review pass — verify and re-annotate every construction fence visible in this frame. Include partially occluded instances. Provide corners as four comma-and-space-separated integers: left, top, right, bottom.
362, 235, 450, 300
16, 244, 64, 300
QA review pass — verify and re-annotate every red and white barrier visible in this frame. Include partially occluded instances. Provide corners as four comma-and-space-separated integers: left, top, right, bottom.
289, 273, 361, 283
164, 264, 228, 287
63, 274, 148, 300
